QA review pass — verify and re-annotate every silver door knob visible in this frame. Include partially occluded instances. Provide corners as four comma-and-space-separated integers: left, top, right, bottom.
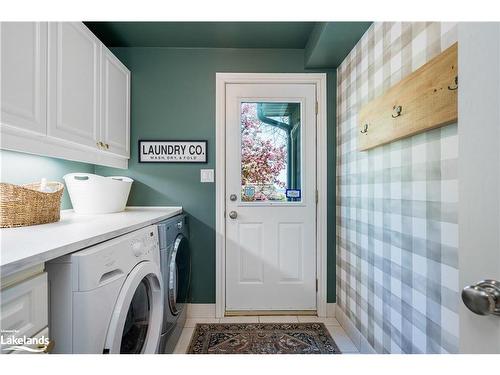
462, 279, 500, 316
228, 211, 238, 219
229, 194, 237, 201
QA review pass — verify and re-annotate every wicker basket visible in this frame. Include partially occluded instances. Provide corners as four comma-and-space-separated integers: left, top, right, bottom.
0, 182, 64, 228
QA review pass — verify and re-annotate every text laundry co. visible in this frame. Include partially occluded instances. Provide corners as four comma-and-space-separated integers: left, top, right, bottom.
139, 141, 207, 163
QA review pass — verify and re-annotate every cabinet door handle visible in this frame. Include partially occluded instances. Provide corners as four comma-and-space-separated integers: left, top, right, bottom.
38, 339, 55, 353
96, 141, 109, 150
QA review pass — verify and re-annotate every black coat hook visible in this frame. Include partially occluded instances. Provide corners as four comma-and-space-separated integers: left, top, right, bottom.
392, 105, 402, 118
360, 123, 368, 134
448, 76, 458, 90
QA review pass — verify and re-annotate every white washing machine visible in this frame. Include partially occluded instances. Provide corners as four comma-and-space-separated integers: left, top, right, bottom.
46, 225, 163, 354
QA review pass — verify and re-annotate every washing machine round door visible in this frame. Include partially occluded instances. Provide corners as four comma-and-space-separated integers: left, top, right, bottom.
105, 261, 163, 354
168, 234, 191, 315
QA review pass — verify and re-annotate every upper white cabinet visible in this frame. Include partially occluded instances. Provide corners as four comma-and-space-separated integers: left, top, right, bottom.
47, 23, 100, 150
100, 46, 130, 157
0, 22, 48, 135
0, 22, 130, 169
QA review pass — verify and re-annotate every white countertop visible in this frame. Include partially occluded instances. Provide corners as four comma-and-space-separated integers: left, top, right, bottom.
0, 206, 182, 277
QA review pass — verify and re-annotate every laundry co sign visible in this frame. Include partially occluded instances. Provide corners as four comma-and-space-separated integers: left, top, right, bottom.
139, 140, 207, 163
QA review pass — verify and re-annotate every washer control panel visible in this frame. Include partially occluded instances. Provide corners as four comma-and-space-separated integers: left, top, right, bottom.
131, 240, 144, 257
73, 225, 160, 292
130, 227, 159, 258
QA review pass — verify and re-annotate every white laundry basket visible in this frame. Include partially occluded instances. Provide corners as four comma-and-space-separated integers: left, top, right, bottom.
63, 173, 133, 214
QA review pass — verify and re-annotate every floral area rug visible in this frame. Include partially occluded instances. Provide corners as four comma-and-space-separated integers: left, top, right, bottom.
186, 322, 341, 354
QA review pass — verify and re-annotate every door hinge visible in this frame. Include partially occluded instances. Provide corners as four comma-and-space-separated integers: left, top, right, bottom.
316, 279, 319, 292
315, 189, 319, 204
315, 101, 318, 115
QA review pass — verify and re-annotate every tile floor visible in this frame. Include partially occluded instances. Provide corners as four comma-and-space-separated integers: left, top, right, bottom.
173, 315, 360, 354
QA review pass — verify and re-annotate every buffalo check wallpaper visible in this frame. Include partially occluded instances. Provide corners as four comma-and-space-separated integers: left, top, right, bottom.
336, 22, 459, 353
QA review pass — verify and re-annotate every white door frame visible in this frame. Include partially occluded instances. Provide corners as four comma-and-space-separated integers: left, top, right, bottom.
215, 73, 328, 318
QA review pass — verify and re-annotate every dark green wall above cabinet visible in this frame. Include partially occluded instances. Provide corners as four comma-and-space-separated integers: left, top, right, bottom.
84, 22, 315, 48
305, 22, 372, 68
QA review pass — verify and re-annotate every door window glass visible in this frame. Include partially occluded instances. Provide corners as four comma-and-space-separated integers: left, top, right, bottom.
240, 102, 301, 202
120, 279, 150, 354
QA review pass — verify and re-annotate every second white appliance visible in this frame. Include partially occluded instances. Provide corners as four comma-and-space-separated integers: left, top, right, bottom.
46, 225, 163, 354
157, 214, 190, 353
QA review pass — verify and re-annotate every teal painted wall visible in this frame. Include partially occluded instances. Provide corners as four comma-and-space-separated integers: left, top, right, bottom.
305, 22, 372, 68
0, 149, 95, 209
95, 47, 337, 303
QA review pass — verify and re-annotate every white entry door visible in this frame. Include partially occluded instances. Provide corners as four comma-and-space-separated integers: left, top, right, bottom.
225, 83, 317, 312
458, 23, 500, 353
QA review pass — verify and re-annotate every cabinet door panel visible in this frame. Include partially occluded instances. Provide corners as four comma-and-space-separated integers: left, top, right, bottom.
101, 47, 130, 157
0, 22, 47, 134
48, 22, 99, 148
0, 272, 48, 353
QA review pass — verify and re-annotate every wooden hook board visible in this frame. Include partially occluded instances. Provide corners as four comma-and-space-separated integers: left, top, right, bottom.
358, 42, 458, 151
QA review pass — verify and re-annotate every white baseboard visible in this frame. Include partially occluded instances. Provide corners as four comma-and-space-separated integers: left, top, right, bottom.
335, 306, 376, 354
326, 303, 336, 318
187, 304, 216, 318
